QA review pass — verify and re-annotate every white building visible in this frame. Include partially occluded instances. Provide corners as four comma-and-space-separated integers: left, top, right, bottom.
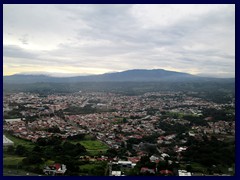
113, 160, 136, 168
178, 170, 192, 176
111, 171, 121, 176
5, 118, 23, 123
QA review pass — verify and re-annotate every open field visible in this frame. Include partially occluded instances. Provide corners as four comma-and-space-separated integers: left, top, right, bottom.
80, 140, 108, 155
3, 155, 25, 167
79, 161, 108, 176
79, 140, 108, 150
69, 139, 109, 156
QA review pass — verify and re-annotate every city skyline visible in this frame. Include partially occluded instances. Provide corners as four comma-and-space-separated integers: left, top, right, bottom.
3, 4, 235, 78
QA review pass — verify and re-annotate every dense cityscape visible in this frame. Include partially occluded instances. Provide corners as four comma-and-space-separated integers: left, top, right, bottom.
3, 90, 235, 176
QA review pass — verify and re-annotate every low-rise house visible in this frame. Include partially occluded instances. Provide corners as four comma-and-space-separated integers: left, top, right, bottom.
43, 163, 67, 176
178, 170, 191, 176
160, 169, 173, 176
150, 155, 159, 163
128, 157, 141, 163
140, 167, 155, 174
111, 171, 121, 176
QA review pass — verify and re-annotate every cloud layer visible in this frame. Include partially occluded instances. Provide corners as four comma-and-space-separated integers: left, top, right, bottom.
3, 4, 235, 77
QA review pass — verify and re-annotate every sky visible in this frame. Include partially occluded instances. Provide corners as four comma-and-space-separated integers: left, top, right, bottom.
3, 4, 235, 77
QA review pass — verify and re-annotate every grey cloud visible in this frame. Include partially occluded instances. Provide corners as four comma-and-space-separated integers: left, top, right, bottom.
3, 45, 37, 59
3, 4, 235, 77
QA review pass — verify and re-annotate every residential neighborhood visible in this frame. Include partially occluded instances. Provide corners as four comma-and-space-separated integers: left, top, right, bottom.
3, 91, 235, 176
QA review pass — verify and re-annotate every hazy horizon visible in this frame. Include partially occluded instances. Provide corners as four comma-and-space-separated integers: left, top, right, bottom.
3, 68, 235, 78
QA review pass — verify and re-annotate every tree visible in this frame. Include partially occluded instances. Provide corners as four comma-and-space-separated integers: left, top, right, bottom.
7, 145, 15, 155
36, 137, 47, 146
47, 126, 61, 133
22, 153, 43, 165
137, 156, 150, 167
105, 148, 118, 158
90, 163, 106, 176
157, 161, 168, 171
75, 143, 87, 155
58, 155, 80, 174
186, 164, 192, 172
32, 145, 42, 153
15, 145, 27, 156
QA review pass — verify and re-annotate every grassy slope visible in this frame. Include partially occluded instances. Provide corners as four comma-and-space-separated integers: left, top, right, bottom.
4, 132, 35, 150
3, 155, 25, 167
69, 139, 109, 156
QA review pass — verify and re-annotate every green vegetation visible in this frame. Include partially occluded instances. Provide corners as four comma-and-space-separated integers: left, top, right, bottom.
182, 136, 235, 173
67, 134, 109, 155
4, 132, 35, 150
79, 161, 108, 176
202, 108, 235, 122
3, 155, 25, 167
158, 121, 190, 134
179, 162, 206, 174
79, 140, 108, 150
4, 81, 235, 100
78, 140, 108, 156
3, 132, 110, 175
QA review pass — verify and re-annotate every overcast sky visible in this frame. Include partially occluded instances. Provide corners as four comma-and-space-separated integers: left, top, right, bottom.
3, 4, 235, 77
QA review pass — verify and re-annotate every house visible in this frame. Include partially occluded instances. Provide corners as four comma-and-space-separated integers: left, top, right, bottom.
178, 170, 191, 176
140, 167, 155, 174
114, 160, 135, 168
160, 169, 173, 176
161, 153, 170, 158
43, 163, 67, 175
128, 157, 141, 163
111, 171, 121, 176
176, 146, 188, 153
149, 155, 159, 163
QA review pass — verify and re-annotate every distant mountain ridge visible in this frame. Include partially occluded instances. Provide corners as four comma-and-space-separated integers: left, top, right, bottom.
3, 69, 234, 84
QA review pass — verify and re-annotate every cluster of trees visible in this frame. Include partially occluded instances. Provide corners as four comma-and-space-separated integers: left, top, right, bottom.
7, 145, 27, 156
66, 134, 86, 140
202, 108, 235, 122
182, 136, 235, 168
35, 136, 87, 158
46, 126, 61, 133
158, 121, 189, 134
65, 105, 96, 114
182, 115, 208, 126
64, 104, 111, 115
6, 135, 87, 175
4, 108, 22, 119
191, 90, 234, 104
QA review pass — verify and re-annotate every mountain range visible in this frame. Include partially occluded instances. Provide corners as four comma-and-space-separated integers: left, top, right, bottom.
3, 69, 234, 84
